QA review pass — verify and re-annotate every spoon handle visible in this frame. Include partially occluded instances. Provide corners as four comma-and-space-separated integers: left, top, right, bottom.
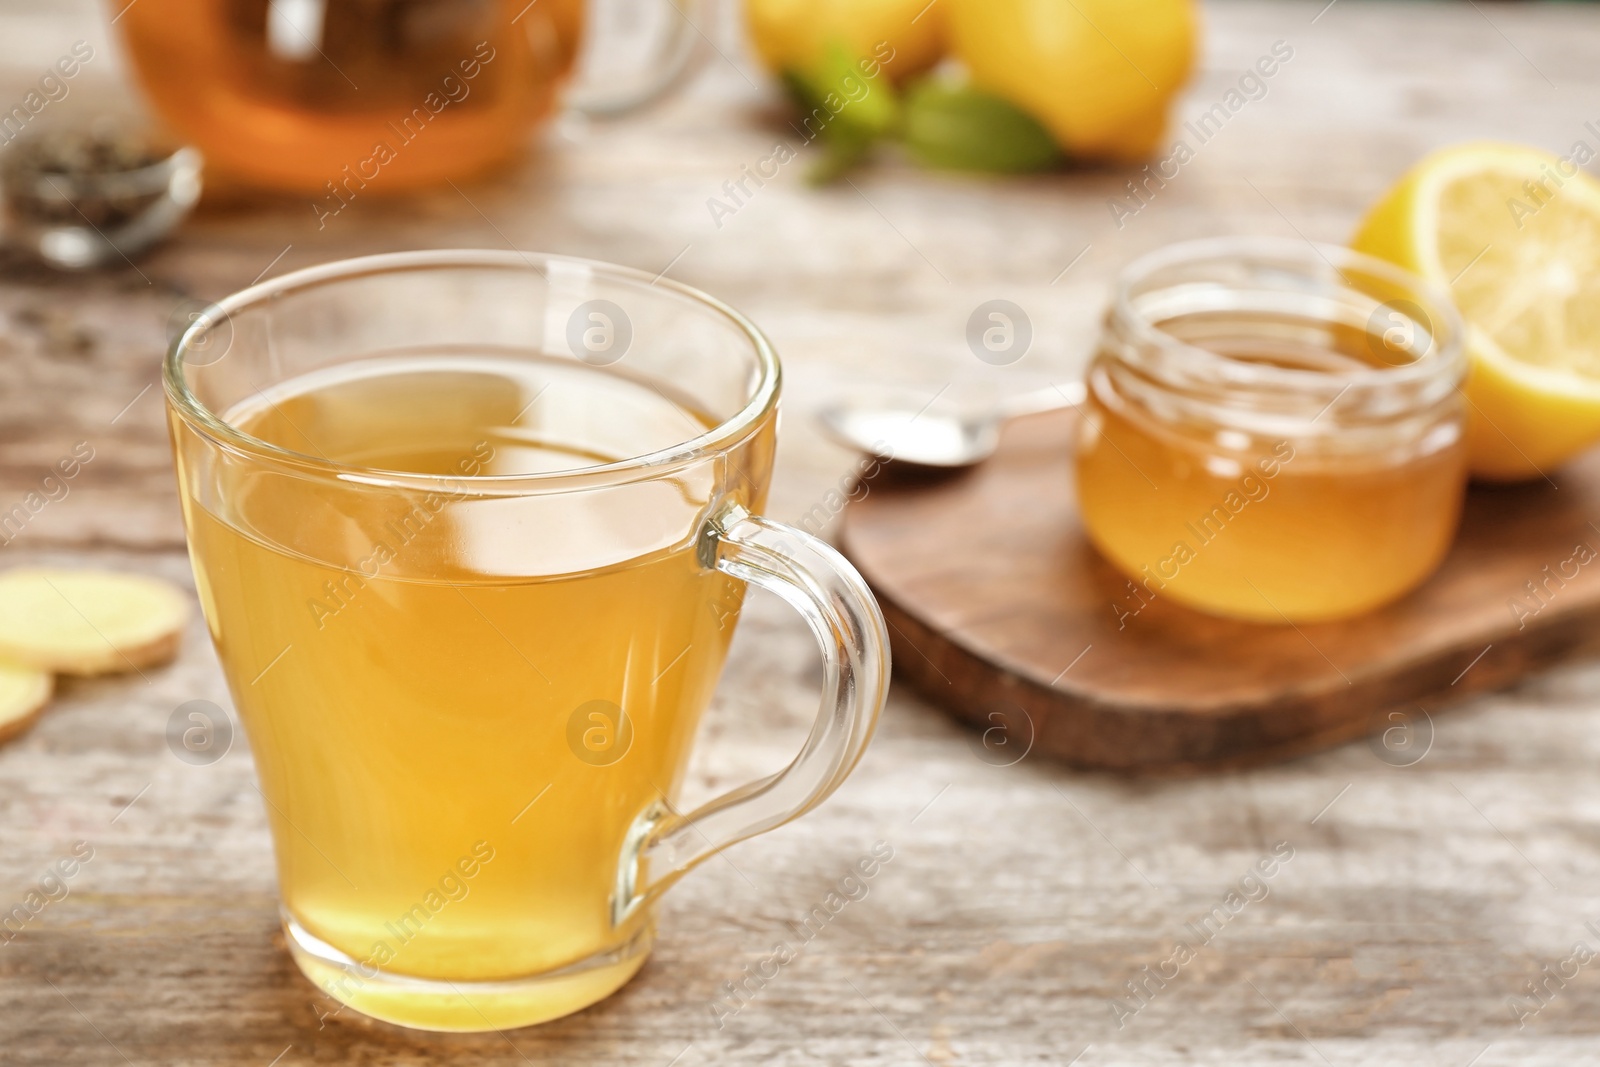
996, 381, 1087, 420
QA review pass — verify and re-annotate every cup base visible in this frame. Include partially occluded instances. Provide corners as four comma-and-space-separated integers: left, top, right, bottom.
284, 914, 654, 1032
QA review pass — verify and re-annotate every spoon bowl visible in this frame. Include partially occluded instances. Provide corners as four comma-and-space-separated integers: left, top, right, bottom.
817, 382, 1086, 473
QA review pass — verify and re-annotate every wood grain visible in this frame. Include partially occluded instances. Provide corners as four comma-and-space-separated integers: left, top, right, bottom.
4, 2, 1600, 1064
841, 408, 1600, 772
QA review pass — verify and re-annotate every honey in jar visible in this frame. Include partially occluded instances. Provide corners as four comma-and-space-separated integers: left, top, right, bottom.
1075, 238, 1468, 623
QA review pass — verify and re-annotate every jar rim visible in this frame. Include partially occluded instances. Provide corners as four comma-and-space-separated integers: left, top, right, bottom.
1108, 235, 1466, 401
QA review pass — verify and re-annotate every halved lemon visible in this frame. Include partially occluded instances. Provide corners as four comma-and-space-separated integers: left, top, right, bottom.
1352, 141, 1600, 481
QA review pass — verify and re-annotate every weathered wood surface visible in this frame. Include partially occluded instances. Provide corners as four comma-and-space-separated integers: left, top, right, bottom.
4, 1, 1600, 1063
841, 408, 1600, 773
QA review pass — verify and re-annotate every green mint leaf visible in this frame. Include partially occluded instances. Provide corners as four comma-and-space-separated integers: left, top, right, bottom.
902, 80, 1064, 174
809, 41, 899, 139
782, 40, 900, 184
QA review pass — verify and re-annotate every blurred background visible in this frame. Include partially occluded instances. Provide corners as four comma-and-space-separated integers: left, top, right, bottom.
4, 0, 1594, 544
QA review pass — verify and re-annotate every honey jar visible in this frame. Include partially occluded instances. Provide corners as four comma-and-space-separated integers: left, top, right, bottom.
1076, 237, 1468, 623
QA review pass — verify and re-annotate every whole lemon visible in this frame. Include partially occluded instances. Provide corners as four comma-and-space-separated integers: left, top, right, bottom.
744, 0, 945, 85
944, 0, 1198, 161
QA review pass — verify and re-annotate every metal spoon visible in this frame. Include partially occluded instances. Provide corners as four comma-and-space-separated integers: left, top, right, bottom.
817, 381, 1087, 473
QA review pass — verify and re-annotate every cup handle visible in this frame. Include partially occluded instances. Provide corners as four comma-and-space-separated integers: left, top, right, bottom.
565, 0, 708, 118
612, 502, 891, 925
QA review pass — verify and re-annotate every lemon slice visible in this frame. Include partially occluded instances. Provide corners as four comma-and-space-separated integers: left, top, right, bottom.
0, 569, 188, 675
0, 662, 51, 746
1351, 141, 1600, 481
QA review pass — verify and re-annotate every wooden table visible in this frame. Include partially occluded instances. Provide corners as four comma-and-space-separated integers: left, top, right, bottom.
5, 1, 1600, 1062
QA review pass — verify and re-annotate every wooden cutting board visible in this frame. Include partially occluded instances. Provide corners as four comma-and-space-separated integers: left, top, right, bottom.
838, 408, 1600, 774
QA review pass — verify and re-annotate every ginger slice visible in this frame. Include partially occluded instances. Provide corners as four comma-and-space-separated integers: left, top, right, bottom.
0, 662, 52, 745
0, 569, 189, 675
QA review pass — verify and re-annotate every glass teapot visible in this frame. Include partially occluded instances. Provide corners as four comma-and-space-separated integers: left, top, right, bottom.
116, 0, 703, 194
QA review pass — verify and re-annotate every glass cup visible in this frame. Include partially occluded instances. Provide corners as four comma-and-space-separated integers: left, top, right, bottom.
165, 251, 890, 1031
118, 0, 705, 193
